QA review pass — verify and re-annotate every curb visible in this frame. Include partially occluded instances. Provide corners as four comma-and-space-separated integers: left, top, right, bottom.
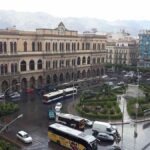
111, 118, 150, 125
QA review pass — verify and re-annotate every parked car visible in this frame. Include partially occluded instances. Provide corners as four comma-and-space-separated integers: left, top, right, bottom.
101, 75, 108, 79
84, 118, 93, 127
48, 109, 56, 120
92, 121, 117, 136
117, 81, 125, 86
107, 145, 121, 150
25, 88, 34, 94
0, 93, 4, 99
10, 92, 21, 99
96, 132, 114, 142
55, 102, 62, 111
16, 130, 32, 144
111, 86, 121, 90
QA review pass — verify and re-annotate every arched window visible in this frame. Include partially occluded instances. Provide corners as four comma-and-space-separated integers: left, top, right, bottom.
15, 63, 17, 73
97, 58, 100, 64
10, 42, 13, 53
53, 42, 57, 51
11, 63, 17, 73
93, 58, 96, 64
11, 64, 14, 73
29, 60, 35, 70
77, 57, 81, 65
14, 42, 17, 52
87, 56, 90, 64
32, 42, 35, 51
4, 64, 8, 74
77, 43, 80, 50
0, 64, 4, 74
4, 42, 7, 53
53, 60, 58, 69
0, 42, 2, 53
48, 42, 50, 51
72, 59, 76, 66
101, 57, 104, 63
38, 42, 42, 51
45, 42, 48, 51
20, 60, 26, 71
24, 41, 27, 52
37, 59, 42, 70
102, 43, 105, 49
82, 43, 84, 50
82, 57, 86, 64
98, 43, 101, 50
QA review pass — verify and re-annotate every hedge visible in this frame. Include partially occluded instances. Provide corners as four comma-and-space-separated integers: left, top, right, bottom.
76, 104, 122, 120
0, 139, 18, 150
0, 103, 19, 117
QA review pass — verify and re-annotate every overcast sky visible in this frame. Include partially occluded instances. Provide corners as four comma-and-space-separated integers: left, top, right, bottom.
0, 0, 150, 20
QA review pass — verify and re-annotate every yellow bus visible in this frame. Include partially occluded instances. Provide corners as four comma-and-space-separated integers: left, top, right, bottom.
48, 123, 97, 150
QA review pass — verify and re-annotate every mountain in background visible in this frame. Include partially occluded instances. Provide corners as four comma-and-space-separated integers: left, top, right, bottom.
0, 10, 150, 36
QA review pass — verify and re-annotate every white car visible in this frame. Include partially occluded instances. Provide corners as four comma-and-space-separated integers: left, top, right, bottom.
55, 102, 62, 114
16, 131, 32, 143
0, 93, 4, 99
10, 92, 21, 99
101, 75, 108, 79
84, 118, 93, 127
117, 81, 125, 86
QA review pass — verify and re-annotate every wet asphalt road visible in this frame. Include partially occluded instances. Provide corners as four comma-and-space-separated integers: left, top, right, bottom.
2, 92, 150, 150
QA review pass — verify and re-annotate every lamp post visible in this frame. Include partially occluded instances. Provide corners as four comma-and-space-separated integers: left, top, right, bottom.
72, 64, 76, 101
0, 114, 23, 134
121, 95, 125, 149
134, 67, 139, 150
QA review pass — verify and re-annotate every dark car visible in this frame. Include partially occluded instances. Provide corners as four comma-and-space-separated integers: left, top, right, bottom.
96, 133, 114, 142
107, 145, 121, 150
25, 88, 34, 94
48, 109, 56, 120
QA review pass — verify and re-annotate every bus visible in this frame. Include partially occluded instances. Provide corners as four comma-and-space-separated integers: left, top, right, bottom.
57, 82, 79, 90
63, 87, 77, 97
43, 90, 64, 104
56, 113, 85, 131
43, 87, 77, 104
48, 123, 97, 150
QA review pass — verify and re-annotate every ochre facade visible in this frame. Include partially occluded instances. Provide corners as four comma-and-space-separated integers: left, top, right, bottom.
0, 22, 107, 92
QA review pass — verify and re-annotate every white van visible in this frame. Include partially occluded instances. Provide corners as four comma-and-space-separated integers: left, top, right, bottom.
92, 121, 117, 136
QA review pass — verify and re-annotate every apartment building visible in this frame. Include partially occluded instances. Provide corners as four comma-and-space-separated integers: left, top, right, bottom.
106, 31, 138, 66
0, 22, 107, 92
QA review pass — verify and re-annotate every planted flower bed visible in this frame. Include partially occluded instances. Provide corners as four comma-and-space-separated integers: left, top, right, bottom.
77, 89, 122, 120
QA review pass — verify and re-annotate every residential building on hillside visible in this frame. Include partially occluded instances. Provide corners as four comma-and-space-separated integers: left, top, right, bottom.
0, 22, 107, 92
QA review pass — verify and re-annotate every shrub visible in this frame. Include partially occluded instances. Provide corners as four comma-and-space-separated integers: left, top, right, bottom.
0, 103, 19, 117
0, 139, 17, 150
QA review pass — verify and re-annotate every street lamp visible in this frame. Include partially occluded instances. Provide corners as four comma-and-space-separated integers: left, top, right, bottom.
133, 67, 140, 150
72, 64, 76, 101
121, 95, 125, 149
0, 114, 23, 134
